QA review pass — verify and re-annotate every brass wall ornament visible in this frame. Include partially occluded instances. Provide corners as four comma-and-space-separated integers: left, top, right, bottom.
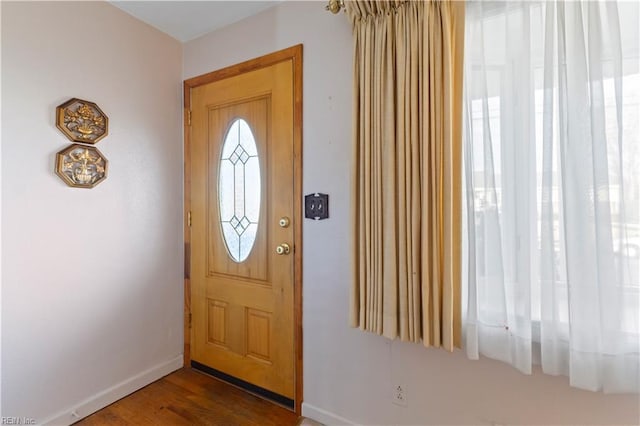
55, 144, 108, 188
56, 98, 108, 144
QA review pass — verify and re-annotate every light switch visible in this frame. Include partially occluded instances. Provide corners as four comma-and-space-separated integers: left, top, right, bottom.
304, 193, 329, 220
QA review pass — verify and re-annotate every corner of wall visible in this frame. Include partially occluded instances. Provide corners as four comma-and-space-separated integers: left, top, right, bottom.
41, 356, 182, 426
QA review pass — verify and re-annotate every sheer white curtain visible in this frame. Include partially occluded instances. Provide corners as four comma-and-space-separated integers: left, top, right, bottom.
463, 0, 639, 393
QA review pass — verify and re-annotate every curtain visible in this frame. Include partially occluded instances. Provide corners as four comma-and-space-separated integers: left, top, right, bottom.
347, 0, 465, 350
463, 0, 639, 393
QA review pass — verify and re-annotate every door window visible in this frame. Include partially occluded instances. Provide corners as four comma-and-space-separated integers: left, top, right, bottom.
218, 118, 261, 262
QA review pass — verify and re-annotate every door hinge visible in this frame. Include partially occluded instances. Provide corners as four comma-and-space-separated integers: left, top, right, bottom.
189, 312, 192, 329
187, 211, 192, 228
187, 109, 192, 126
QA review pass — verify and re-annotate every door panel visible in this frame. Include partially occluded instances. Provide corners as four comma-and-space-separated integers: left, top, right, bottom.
207, 98, 270, 282
190, 60, 295, 399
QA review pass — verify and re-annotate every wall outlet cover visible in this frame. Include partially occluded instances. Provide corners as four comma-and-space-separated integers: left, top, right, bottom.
393, 384, 408, 407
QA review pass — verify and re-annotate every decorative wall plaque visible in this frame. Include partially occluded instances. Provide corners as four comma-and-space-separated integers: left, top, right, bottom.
55, 144, 108, 188
56, 98, 108, 144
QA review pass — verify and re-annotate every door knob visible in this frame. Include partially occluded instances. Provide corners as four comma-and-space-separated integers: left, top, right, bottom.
279, 217, 290, 228
275, 243, 291, 255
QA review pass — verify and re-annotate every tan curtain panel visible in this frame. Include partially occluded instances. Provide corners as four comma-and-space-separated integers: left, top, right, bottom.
347, 0, 464, 350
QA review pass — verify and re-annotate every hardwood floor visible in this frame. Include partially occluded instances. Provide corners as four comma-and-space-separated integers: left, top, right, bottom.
76, 368, 299, 426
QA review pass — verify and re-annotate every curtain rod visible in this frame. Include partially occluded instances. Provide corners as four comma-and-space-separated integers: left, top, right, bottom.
326, 0, 345, 14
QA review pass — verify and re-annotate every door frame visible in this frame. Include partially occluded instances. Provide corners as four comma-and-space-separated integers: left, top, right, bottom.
183, 45, 303, 414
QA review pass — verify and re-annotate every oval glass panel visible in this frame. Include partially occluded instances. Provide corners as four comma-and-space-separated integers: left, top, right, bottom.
219, 119, 261, 263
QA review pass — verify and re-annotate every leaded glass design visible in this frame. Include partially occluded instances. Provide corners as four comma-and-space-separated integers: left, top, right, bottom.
219, 119, 261, 262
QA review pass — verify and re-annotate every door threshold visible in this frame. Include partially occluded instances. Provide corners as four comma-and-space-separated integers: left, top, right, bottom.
191, 360, 295, 411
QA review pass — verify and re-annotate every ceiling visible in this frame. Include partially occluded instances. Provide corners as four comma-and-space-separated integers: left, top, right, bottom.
110, 1, 282, 42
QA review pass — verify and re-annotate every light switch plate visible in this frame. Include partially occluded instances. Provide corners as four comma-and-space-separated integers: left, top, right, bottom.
304, 193, 329, 220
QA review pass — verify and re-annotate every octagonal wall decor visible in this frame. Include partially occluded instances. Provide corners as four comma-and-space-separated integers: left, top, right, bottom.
55, 144, 108, 188
56, 98, 108, 144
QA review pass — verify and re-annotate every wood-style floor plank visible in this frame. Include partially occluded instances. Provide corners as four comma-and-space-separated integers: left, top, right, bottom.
75, 368, 299, 426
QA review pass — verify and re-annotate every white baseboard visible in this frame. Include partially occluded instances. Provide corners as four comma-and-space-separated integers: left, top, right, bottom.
302, 402, 356, 426
41, 355, 183, 426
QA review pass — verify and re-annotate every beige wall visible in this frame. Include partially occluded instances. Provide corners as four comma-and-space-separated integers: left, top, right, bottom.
1, 2, 183, 423
184, 2, 640, 424
1, 1, 637, 424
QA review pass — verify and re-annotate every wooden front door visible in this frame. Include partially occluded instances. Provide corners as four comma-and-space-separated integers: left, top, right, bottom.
186, 46, 302, 409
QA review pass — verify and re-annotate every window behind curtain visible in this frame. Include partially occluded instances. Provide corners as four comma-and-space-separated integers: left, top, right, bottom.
462, 0, 639, 393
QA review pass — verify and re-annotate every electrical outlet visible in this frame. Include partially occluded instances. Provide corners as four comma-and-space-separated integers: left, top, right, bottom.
392, 384, 407, 407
